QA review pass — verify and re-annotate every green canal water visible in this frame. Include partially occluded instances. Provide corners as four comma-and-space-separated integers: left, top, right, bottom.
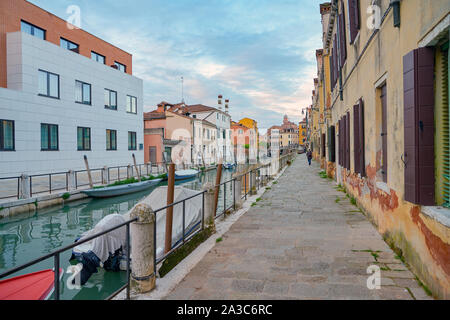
0, 168, 237, 300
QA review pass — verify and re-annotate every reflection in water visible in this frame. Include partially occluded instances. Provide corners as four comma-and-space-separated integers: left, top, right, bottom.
0, 167, 237, 300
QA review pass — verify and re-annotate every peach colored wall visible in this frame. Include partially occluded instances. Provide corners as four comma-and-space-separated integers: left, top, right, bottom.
0, 0, 132, 88
144, 112, 193, 164
144, 134, 162, 164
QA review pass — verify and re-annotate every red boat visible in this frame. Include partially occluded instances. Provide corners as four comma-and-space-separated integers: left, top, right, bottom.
0, 269, 63, 300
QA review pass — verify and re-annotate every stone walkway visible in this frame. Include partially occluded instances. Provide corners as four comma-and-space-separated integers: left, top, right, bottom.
165, 155, 432, 300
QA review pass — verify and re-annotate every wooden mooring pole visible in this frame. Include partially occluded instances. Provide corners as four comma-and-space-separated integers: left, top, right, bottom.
164, 163, 175, 254
83, 155, 93, 188
132, 153, 141, 182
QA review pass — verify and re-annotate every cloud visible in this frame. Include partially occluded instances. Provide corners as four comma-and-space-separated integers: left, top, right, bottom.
30, 0, 324, 128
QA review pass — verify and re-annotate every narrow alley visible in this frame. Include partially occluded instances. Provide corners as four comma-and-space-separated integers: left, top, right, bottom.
165, 155, 431, 300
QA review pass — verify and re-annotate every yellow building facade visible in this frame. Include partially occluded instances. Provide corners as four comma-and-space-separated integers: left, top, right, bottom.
311, 0, 450, 298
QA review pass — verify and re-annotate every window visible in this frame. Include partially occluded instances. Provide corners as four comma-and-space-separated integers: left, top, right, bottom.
91, 51, 105, 64
380, 84, 387, 183
38, 70, 59, 99
106, 129, 117, 150
126, 95, 137, 114
114, 61, 126, 72
104, 89, 117, 110
21, 20, 45, 40
60, 38, 79, 52
77, 127, 91, 151
128, 131, 137, 150
348, 0, 361, 44
76, 81, 91, 105
0, 120, 14, 151
41, 124, 58, 151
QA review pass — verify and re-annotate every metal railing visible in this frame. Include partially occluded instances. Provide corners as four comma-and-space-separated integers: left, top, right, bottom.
0, 162, 170, 201
0, 216, 138, 300
0, 154, 295, 300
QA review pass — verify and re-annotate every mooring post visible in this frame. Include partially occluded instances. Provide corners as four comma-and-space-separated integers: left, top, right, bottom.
130, 203, 156, 294
164, 163, 175, 254
203, 182, 216, 227
127, 164, 133, 180
67, 170, 76, 191
101, 166, 108, 185
232, 173, 243, 209
19, 174, 30, 199
132, 154, 141, 182
83, 155, 94, 188
250, 166, 257, 195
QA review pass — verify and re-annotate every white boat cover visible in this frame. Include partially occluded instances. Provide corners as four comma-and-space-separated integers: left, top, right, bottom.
75, 214, 127, 263
124, 186, 203, 259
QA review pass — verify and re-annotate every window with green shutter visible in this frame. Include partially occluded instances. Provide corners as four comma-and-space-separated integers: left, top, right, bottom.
435, 42, 449, 206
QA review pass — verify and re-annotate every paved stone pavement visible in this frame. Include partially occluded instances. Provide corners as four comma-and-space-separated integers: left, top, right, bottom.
165, 155, 433, 300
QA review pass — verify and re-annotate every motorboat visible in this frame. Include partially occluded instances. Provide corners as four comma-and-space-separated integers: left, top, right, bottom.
81, 179, 162, 198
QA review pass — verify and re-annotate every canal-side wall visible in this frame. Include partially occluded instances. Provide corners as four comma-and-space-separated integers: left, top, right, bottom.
0, 189, 88, 218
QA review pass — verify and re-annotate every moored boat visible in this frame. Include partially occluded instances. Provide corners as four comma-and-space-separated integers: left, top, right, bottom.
81, 179, 162, 198
174, 169, 199, 181
223, 163, 236, 170
0, 269, 63, 300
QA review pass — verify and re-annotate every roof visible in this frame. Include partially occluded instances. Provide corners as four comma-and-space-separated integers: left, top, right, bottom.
144, 111, 166, 120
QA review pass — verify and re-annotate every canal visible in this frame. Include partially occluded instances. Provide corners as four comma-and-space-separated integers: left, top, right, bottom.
0, 167, 239, 300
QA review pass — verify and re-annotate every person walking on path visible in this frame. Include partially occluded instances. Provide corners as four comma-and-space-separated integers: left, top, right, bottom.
307, 149, 313, 166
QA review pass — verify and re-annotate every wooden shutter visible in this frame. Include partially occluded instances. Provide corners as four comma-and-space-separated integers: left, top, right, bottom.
341, 117, 345, 167
403, 47, 435, 205
338, 10, 347, 67
328, 126, 336, 163
353, 103, 361, 173
381, 85, 388, 182
330, 51, 335, 90
358, 99, 365, 176
339, 119, 343, 166
348, 0, 360, 44
346, 112, 351, 170
322, 133, 326, 158
353, 100, 365, 175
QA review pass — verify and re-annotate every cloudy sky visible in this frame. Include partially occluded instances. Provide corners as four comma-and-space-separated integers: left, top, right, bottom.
30, 0, 323, 132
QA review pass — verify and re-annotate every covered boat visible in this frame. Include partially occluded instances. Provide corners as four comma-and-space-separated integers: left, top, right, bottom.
71, 214, 129, 285
81, 179, 162, 198
174, 169, 199, 181
71, 186, 203, 283
123, 186, 203, 259
0, 268, 63, 300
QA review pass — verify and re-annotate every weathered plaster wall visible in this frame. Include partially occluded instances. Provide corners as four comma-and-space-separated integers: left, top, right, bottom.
329, 0, 450, 298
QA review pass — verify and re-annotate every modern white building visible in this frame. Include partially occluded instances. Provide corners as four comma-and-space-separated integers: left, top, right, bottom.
0, 31, 143, 178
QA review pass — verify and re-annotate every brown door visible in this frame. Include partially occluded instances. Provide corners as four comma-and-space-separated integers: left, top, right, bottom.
381, 84, 388, 182
149, 146, 157, 164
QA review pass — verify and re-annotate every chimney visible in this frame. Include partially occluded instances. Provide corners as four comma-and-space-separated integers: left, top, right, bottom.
218, 95, 223, 110
225, 99, 229, 114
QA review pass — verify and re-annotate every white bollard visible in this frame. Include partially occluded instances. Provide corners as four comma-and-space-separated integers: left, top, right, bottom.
130, 203, 156, 294
102, 166, 109, 185
67, 170, 76, 191
202, 182, 216, 228
233, 174, 243, 209
19, 174, 30, 199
